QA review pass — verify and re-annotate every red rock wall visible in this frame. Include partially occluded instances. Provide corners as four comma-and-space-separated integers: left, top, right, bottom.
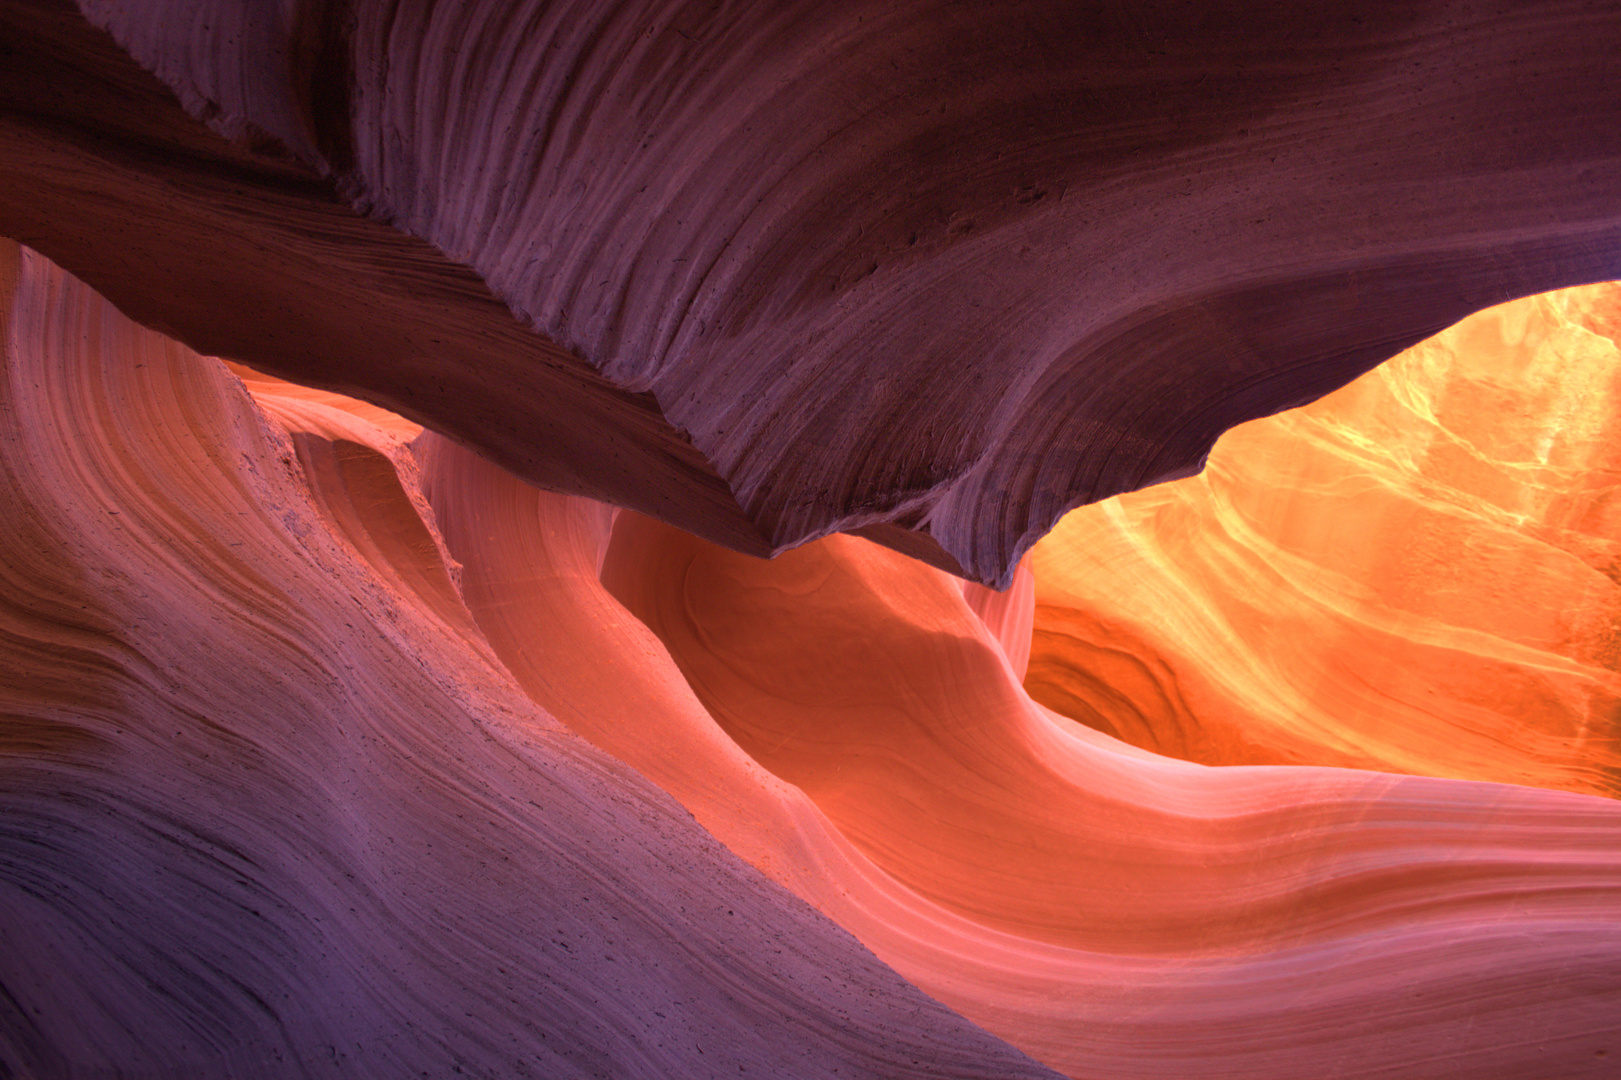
586, 488, 1621, 1079
4, 3, 1621, 1076
8, 235, 1619, 1078
0, 240, 1058, 1079
1028, 283, 1621, 798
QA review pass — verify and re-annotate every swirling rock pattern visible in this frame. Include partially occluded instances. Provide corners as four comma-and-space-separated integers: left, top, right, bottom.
4, 3, 1621, 1077
444, 448, 1621, 1078
0, 240, 1060, 1079
1028, 283, 1621, 797
6, 0, 1621, 583
3, 240, 1620, 1077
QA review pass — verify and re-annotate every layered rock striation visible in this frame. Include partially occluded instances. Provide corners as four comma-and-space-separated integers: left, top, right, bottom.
7, 237, 1620, 1077
6, 0, 1621, 584
4, 3, 1621, 1077
0, 241, 1059, 1079
1028, 284, 1621, 798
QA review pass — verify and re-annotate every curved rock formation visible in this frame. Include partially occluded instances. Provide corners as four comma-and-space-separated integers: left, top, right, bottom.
9, 234, 1619, 1077
0, 240, 1058, 1079
467, 457, 1621, 1078
1028, 283, 1621, 798
6, 0, 1621, 583
6, 3, 1621, 1077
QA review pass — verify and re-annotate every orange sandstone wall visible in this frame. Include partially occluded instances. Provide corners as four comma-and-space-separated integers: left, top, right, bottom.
592, 503, 1621, 1079
3, 240, 1620, 1077
6, 4, 1621, 1075
1028, 283, 1621, 797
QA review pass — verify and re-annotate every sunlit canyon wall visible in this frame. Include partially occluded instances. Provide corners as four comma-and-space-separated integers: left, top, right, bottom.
1028, 284, 1621, 798
3, 1, 1621, 1078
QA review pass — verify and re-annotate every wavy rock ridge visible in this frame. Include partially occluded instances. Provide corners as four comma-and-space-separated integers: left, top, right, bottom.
6, 0, 1621, 583
4, 2, 1621, 1076
0, 241, 1058, 1079
8, 243, 1617, 1077
1028, 283, 1621, 798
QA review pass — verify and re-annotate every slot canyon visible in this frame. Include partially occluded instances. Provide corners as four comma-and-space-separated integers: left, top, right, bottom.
2, 2, 1620, 1078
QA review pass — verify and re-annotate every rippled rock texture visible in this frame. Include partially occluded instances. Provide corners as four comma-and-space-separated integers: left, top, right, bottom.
6, 0, 1621, 584
5, 2, 1621, 1077
1028, 284, 1621, 798
4, 242, 1618, 1078
0, 241, 1058, 1079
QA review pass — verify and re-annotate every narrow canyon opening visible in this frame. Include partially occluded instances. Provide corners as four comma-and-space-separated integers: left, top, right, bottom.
1024, 282, 1621, 799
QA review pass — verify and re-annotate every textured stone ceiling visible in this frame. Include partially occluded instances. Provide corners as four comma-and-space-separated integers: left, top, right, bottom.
3, 2, 1621, 1078
6, 0, 1621, 584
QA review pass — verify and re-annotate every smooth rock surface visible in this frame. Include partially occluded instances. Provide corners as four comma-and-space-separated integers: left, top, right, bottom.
4, 240, 1620, 1078
410, 409, 1621, 1077
0, 240, 1060, 1080
1028, 283, 1621, 798
4, 3, 1621, 1075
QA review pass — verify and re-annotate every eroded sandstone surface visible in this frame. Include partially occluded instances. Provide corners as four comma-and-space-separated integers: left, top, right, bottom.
6, 0, 1621, 583
1029, 284, 1621, 799
5, 243, 1617, 1077
4, 2, 1621, 1077
0, 241, 1060, 1079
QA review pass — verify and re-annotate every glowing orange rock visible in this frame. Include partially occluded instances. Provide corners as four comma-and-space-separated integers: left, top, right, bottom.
593, 506, 1621, 1078
1028, 283, 1621, 797
7, 238, 1620, 1079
